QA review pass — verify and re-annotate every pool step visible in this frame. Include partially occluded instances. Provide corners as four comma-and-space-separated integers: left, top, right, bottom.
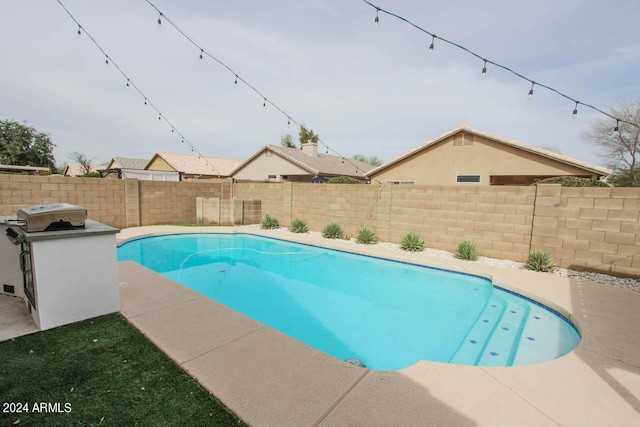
476, 300, 530, 366
449, 296, 507, 365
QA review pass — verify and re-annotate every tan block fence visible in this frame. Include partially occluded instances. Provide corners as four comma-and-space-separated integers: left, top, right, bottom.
2, 174, 639, 277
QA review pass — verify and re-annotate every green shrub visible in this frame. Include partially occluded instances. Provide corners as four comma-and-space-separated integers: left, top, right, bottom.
327, 176, 362, 184
527, 250, 555, 272
289, 218, 308, 233
260, 213, 279, 229
533, 176, 609, 187
356, 226, 378, 244
322, 221, 343, 239
455, 240, 478, 261
400, 232, 425, 252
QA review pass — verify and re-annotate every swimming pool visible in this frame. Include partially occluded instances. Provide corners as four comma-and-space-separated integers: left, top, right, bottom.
117, 233, 580, 370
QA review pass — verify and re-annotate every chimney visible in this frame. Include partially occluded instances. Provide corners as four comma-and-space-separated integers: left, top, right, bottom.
302, 142, 318, 157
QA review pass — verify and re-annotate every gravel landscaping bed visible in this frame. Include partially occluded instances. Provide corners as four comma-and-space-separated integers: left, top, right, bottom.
241, 225, 640, 294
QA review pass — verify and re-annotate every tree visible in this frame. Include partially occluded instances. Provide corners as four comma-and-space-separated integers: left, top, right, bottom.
585, 99, 640, 186
0, 119, 56, 169
299, 126, 319, 145
68, 151, 96, 175
352, 154, 384, 167
280, 134, 296, 149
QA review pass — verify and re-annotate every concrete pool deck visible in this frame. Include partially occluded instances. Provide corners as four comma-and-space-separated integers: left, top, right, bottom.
114, 225, 640, 426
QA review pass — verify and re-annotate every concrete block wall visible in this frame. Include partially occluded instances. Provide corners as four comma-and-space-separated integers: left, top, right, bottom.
2, 175, 639, 276
138, 180, 230, 225
388, 185, 536, 261
290, 183, 382, 238
0, 175, 127, 228
530, 185, 640, 276
234, 182, 285, 221
242, 199, 262, 225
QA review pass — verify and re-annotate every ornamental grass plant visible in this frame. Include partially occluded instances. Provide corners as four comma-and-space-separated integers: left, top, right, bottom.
356, 226, 378, 245
322, 221, 343, 239
455, 240, 478, 261
400, 232, 425, 252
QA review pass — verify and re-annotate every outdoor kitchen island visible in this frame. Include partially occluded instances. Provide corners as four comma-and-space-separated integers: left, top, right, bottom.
1, 213, 120, 331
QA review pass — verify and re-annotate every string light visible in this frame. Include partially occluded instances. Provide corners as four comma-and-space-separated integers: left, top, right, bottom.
429, 35, 435, 53
481, 60, 487, 78
54, 0, 224, 175
528, 81, 535, 100
360, 0, 635, 133
55, 0, 382, 181
374, 8, 379, 27
572, 101, 579, 119
157, 13, 162, 28
105, 55, 109, 66
614, 120, 620, 134
140, 0, 374, 178
234, 75, 238, 85
76, 25, 81, 37
199, 49, 203, 60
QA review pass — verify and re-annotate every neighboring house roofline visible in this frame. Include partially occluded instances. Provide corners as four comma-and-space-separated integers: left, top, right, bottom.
230, 145, 374, 178
229, 146, 316, 176
367, 125, 612, 177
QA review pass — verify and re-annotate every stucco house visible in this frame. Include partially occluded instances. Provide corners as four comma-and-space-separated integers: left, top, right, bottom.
146, 152, 242, 180
106, 157, 148, 170
368, 126, 611, 186
63, 163, 107, 177
231, 143, 374, 182
99, 156, 180, 181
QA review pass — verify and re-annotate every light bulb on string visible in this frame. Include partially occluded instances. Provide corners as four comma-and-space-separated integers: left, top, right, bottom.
572, 101, 579, 119
528, 81, 535, 100
158, 115, 161, 121
105, 56, 109, 67
481, 60, 487, 78
199, 49, 203, 60
341, 158, 344, 164
144, 98, 147, 106
374, 9, 379, 27
234, 75, 238, 85
171, 128, 174, 133
614, 119, 620, 134
77, 25, 81, 37
429, 35, 435, 53
263, 98, 267, 109
157, 13, 162, 28
287, 117, 291, 127
126, 79, 130, 88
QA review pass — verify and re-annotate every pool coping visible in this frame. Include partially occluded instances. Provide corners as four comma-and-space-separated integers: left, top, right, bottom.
117, 225, 640, 426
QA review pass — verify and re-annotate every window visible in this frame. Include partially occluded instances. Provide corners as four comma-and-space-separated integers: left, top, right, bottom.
456, 175, 481, 183
281, 175, 288, 180
388, 180, 415, 185
267, 174, 276, 179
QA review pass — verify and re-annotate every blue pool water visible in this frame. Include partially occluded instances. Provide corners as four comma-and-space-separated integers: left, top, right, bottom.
117, 233, 580, 370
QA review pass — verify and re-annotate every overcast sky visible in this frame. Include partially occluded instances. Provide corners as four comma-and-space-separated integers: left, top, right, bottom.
1, 0, 638, 168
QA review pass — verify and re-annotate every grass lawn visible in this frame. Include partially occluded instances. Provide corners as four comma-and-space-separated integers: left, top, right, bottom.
0, 313, 246, 426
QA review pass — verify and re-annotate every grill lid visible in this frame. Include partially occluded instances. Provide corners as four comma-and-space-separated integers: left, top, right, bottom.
17, 203, 87, 232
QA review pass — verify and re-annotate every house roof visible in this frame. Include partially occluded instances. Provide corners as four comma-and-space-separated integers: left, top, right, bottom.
368, 125, 612, 177
63, 163, 108, 176
149, 152, 242, 177
108, 157, 148, 170
230, 145, 375, 178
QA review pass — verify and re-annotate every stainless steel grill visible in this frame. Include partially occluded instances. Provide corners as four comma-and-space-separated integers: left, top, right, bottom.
13, 203, 87, 233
